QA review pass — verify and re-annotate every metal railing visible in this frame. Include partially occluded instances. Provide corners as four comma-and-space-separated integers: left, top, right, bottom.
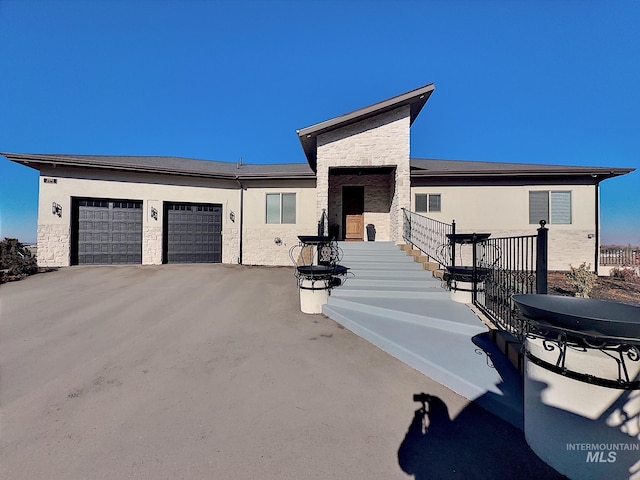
600, 246, 640, 267
401, 208, 455, 265
474, 222, 548, 336
401, 208, 549, 336
318, 209, 328, 237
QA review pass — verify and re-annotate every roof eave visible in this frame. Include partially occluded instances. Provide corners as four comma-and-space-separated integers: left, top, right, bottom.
3, 153, 317, 181
410, 168, 635, 179
3, 154, 239, 180
236, 172, 316, 180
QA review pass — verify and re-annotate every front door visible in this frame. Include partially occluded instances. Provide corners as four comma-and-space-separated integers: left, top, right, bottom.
343, 186, 364, 241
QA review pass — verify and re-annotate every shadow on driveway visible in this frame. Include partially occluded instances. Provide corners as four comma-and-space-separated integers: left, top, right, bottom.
398, 393, 567, 480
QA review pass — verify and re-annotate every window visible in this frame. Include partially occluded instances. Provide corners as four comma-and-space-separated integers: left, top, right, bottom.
266, 193, 296, 224
415, 194, 441, 213
529, 191, 572, 224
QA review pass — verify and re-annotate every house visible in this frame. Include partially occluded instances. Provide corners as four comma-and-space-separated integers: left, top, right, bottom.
3, 84, 633, 271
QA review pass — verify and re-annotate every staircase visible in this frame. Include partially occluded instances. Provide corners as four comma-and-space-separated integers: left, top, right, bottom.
323, 241, 523, 428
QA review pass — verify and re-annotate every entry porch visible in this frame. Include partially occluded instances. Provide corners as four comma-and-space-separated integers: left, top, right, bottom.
325, 166, 397, 242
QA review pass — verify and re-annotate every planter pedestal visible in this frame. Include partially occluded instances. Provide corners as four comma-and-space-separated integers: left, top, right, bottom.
450, 279, 484, 304
299, 277, 330, 314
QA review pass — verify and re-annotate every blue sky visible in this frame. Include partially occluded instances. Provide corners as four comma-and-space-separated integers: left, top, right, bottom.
0, 0, 638, 245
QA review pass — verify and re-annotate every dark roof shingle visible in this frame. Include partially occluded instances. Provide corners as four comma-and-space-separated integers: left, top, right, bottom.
410, 158, 633, 179
1, 153, 315, 179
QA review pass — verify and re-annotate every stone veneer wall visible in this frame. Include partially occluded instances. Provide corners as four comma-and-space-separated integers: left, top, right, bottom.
242, 225, 314, 266
328, 172, 393, 241
316, 106, 411, 242
142, 200, 163, 265
142, 224, 163, 265
37, 224, 71, 267
223, 226, 241, 265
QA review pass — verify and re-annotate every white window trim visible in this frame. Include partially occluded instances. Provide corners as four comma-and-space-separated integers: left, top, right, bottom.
266, 193, 296, 224
415, 193, 441, 213
529, 190, 572, 225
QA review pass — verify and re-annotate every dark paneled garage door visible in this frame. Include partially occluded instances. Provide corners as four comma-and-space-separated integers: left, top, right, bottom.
164, 203, 222, 263
74, 199, 143, 265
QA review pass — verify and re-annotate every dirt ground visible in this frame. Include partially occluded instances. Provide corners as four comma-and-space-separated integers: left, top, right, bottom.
548, 271, 640, 306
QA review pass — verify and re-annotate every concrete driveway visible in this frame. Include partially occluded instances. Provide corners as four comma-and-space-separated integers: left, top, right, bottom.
0, 265, 563, 479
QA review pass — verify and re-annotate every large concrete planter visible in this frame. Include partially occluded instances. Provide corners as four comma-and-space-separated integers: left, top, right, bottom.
514, 295, 640, 480
299, 276, 331, 314
295, 264, 335, 315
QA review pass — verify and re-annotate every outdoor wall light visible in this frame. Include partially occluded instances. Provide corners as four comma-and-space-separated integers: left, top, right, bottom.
274, 237, 282, 245
52, 202, 62, 218
230, 211, 235, 222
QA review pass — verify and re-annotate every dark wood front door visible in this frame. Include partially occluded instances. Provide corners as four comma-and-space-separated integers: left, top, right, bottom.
343, 186, 364, 241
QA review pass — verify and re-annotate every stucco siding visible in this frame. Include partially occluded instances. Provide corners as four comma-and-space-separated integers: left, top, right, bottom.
36, 167, 240, 266
316, 106, 410, 242
241, 179, 317, 266
410, 184, 597, 270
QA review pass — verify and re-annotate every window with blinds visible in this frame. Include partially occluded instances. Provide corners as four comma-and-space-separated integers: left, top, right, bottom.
551, 191, 572, 224
428, 194, 442, 212
529, 191, 572, 224
415, 194, 441, 213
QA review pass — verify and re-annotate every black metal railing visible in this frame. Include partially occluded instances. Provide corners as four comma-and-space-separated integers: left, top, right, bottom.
474, 222, 548, 335
599, 246, 640, 267
402, 208, 455, 265
317, 209, 328, 237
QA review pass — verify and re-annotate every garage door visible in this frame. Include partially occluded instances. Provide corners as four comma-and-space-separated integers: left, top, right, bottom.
74, 199, 143, 265
164, 203, 222, 263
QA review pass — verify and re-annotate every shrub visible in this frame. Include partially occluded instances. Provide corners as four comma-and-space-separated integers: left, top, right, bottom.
610, 267, 639, 281
566, 262, 597, 298
0, 238, 38, 277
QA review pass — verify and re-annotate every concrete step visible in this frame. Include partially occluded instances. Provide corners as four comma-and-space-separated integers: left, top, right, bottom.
337, 283, 444, 292
492, 330, 524, 374
341, 261, 424, 271
340, 256, 422, 269
342, 258, 414, 265
344, 278, 444, 288
416, 261, 441, 271
331, 288, 449, 299
339, 249, 410, 256
338, 241, 397, 247
346, 270, 441, 280
433, 270, 446, 280
340, 249, 403, 255
349, 270, 440, 283
339, 250, 404, 256
326, 296, 485, 336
